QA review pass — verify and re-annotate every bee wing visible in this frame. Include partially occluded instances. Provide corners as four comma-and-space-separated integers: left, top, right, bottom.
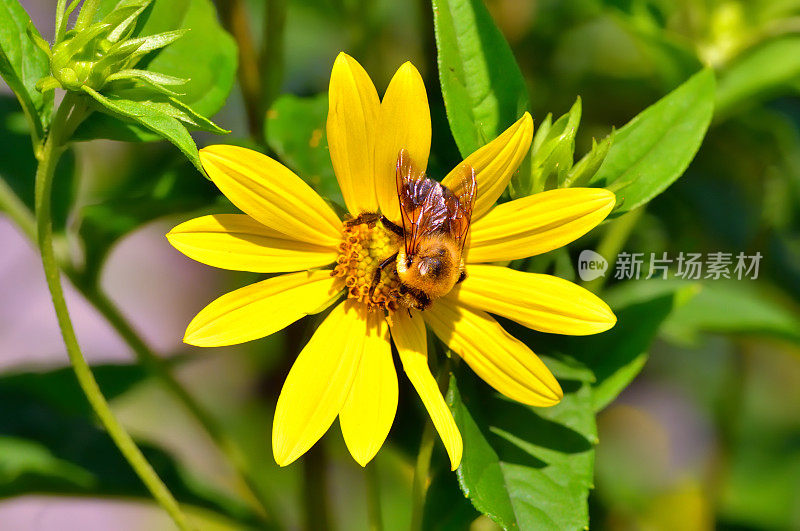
396, 149, 450, 257
446, 162, 477, 250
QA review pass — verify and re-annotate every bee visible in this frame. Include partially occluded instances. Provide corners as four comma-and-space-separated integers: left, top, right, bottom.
346, 149, 477, 310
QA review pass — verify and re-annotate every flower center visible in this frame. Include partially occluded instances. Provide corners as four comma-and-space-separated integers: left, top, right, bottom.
331, 219, 403, 313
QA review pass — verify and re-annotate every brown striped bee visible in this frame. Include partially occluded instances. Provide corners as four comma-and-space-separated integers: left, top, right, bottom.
346, 149, 477, 310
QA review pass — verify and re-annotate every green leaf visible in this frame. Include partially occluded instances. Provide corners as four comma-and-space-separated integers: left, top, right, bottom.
658, 280, 800, 345
265, 93, 342, 205
433, 0, 529, 157
81, 85, 203, 171
0, 364, 260, 525
590, 69, 715, 216
0, 0, 53, 143
574, 281, 700, 411
450, 360, 597, 530
74, 0, 236, 142
0, 97, 75, 232
716, 37, 800, 119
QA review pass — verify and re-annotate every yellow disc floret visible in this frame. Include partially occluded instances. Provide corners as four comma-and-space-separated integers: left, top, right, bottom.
331, 219, 403, 313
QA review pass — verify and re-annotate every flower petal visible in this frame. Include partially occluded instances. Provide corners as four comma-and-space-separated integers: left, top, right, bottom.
273, 301, 366, 467
200, 145, 342, 246
389, 310, 462, 470
339, 311, 397, 467
167, 214, 338, 273
424, 298, 562, 406
442, 113, 533, 220
184, 271, 340, 347
327, 52, 381, 214
468, 188, 615, 263
374, 62, 431, 223
453, 265, 616, 335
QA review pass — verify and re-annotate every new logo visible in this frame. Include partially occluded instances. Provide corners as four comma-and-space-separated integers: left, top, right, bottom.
578, 250, 608, 281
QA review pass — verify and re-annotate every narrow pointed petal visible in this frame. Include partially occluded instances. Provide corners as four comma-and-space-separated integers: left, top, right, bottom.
184, 271, 340, 347
339, 311, 397, 467
167, 214, 338, 273
453, 265, 616, 335
273, 302, 366, 466
390, 310, 462, 470
425, 298, 562, 406
200, 145, 342, 246
374, 62, 431, 223
327, 52, 381, 214
442, 113, 533, 220
468, 188, 615, 263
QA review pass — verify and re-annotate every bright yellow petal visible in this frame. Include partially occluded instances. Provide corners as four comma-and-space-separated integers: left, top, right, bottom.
442, 113, 533, 220
327, 52, 381, 214
424, 298, 562, 406
184, 271, 340, 347
200, 145, 342, 246
468, 188, 616, 263
374, 62, 431, 223
389, 310, 462, 470
167, 214, 338, 273
453, 265, 616, 335
273, 301, 366, 467
339, 311, 397, 467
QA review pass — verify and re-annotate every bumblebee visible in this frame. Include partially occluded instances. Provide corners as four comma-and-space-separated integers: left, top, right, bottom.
346, 149, 477, 310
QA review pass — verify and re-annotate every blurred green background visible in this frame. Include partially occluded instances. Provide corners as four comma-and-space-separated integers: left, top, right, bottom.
2, 0, 800, 529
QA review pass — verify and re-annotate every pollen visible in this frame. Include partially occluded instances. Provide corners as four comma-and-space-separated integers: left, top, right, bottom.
331, 219, 403, 313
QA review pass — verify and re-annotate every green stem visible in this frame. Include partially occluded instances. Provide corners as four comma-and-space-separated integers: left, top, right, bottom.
3, 113, 277, 528
410, 418, 435, 531
410, 357, 449, 531
260, 0, 287, 143
220, 0, 263, 140
365, 462, 383, 531
302, 444, 333, 531
82, 288, 277, 525
34, 94, 192, 531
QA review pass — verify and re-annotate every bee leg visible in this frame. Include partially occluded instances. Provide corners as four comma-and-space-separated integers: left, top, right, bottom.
344, 212, 381, 228
457, 271, 467, 284
369, 252, 399, 297
380, 216, 404, 237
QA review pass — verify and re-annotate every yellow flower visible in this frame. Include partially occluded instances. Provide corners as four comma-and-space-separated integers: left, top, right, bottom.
166, 52, 616, 471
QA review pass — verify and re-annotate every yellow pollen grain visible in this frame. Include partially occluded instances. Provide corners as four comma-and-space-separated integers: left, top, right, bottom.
331, 220, 403, 313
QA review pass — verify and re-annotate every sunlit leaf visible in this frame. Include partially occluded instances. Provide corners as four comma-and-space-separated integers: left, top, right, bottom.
590, 68, 715, 216
716, 37, 800, 119
0, 0, 53, 142
433, 0, 529, 157
81, 86, 203, 171
74, 0, 236, 142
450, 358, 597, 530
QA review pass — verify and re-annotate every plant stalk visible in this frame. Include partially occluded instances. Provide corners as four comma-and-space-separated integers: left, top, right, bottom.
410, 357, 449, 531
82, 288, 277, 524
34, 93, 192, 531
365, 462, 383, 531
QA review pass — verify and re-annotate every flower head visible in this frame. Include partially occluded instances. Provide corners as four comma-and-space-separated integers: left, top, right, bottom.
167, 52, 616, 470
